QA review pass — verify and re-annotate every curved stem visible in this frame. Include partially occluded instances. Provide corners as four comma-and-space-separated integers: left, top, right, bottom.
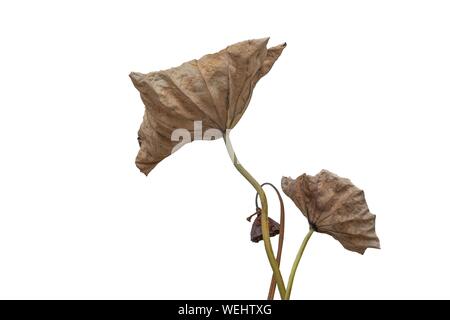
255, 183, 285, 300
224, 131, 286, 299
285, 228, 314, 300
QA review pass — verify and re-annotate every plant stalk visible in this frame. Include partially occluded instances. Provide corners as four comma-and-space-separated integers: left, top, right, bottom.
256, 183, 285, 300
224, 131, 286, 299
285, 228, 314, 299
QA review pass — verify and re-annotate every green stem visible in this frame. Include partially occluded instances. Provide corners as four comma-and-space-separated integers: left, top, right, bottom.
285, 228, 314, 300
224, 131, 286, 299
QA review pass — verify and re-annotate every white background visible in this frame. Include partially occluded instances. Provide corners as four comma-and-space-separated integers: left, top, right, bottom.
0, 0, 449, 299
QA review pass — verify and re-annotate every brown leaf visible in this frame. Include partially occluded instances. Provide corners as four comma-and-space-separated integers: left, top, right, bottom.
281, 170, 380, 254
130, 38, 286, 175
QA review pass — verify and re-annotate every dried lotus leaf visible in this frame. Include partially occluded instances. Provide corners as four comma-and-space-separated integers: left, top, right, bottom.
281, 170, 380, 254
130, 38, 286, 175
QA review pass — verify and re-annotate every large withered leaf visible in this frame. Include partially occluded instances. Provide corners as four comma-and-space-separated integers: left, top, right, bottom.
281, 170, 380, 254
130, 38, 286, 175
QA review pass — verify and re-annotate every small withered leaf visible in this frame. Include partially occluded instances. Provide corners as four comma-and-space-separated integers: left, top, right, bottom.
250, 213, 280, 243
130, 38, 286, 175
281, 170, 380, 254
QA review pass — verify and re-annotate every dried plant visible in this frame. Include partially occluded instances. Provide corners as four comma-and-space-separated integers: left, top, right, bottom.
129, 38, 380, 300
281, 170, 380, 298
